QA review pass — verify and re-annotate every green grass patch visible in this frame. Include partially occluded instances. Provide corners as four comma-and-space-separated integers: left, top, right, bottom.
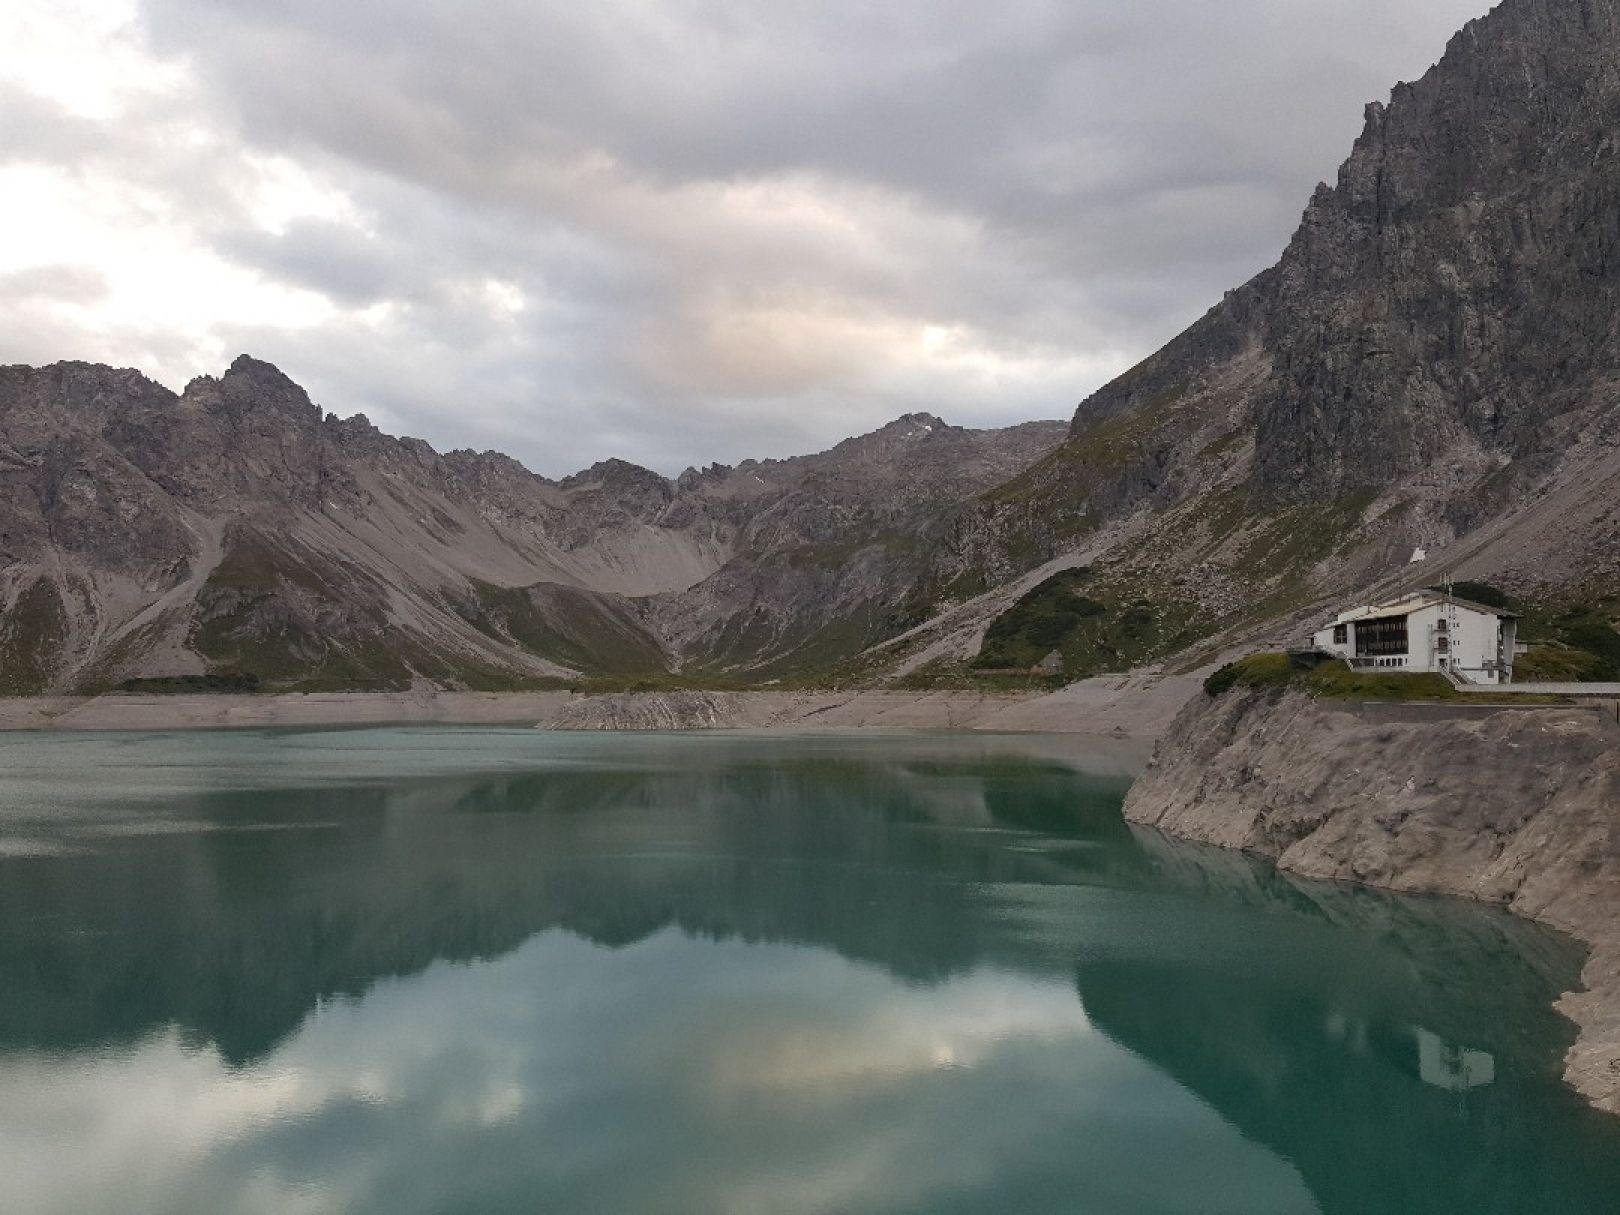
0, 579, 67, 695
1204, 653, 1564, 703
1516, 598, 1620, 680
203, 529, 334, 597
1304, 665, 1460, 701
1513, 643, 1604, 683
973, 568, 1100, 671
972, 567, 1201, 681
466, 581, 667, 676
1203, 652, 1294, 696
1558, 618, 1620, 680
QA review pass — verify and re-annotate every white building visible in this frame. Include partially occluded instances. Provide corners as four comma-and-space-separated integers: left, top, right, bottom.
1311, 592, 1519, 685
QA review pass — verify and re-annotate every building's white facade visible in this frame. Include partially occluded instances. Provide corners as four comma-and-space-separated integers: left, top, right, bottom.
1311, 593, 1519, 685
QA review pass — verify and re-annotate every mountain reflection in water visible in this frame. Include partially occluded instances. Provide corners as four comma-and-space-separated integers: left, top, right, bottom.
1, 727, 1617, 1214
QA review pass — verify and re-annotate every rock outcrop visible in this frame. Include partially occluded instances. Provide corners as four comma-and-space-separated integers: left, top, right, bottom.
1125, 686, 1620, 1111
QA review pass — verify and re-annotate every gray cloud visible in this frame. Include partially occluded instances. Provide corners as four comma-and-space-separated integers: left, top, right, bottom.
0, 263, 108, 304
218, 220, 400, 307
3, 0, 1490, 474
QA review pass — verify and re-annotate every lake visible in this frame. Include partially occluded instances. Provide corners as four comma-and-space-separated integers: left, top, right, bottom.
1, 727, 1618, 1213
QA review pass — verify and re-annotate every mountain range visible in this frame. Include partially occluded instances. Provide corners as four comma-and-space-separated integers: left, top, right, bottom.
0, 356, 1065, 691
4, 0, 1618, 695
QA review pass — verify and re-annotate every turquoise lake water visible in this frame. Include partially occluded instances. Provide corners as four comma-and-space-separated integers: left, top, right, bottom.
1, 727, 1618, 1213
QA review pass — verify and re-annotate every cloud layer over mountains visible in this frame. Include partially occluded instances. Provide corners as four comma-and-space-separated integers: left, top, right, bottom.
2, 0, 1485, 474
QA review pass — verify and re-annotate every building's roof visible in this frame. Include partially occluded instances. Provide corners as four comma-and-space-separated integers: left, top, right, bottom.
1323, 591, 1519, 627
1431, 591, 1521, 618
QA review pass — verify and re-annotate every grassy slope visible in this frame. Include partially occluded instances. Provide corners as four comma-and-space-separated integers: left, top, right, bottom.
1204, 653, 1570, 704
0, 579, 67, 695
967, 567, 1197, 678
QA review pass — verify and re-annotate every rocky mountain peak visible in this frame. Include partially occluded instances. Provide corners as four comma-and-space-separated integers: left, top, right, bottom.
861, 412, 954, 446
674, 462, 738, 493
443, 446, 542, 479
821, 411, 959, 466
887, 411, 947, 434
182, 354, 323, 430
562, 457, 671, 491
1, 361, 175, 420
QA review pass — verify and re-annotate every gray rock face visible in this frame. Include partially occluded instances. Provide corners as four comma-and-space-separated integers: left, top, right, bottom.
1083, 0, 1620, 495
926, 0, 1620, 652
0, 357, 1064, 691
1253, 0, 1620, 495
1125, 687, 1620, 1112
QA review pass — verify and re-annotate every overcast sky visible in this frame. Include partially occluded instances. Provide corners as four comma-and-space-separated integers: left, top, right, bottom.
1, 0, 1489, 476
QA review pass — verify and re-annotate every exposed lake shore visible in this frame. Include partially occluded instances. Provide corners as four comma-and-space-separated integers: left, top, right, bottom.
1125, 687, 1620, 1114
0, 671, 1197, 744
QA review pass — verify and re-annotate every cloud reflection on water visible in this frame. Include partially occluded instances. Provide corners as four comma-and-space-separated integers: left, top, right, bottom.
0, 928, 1315, 1215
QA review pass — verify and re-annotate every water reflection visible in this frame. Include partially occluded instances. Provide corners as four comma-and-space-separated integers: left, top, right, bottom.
0, 728, 1616, 1214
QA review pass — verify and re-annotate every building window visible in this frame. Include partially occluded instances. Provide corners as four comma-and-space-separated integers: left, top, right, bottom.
1355, 615, 1409, 658
1333, 624, 1347, 646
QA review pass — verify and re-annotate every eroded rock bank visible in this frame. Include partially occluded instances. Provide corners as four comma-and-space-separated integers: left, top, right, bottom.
540, 690, 1007, 732
1125, 688, 1620, 1112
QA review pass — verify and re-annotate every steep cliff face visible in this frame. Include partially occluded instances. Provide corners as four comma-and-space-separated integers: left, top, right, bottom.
1104, 0, 1620, 499
918, 0, 1620, 678
0, 357, 1064, 691
1254, 0, 1620, 495
1125, 687, 1620, 1111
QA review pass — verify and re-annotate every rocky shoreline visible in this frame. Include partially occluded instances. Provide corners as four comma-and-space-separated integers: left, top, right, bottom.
1125, 687, 1620, 1113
